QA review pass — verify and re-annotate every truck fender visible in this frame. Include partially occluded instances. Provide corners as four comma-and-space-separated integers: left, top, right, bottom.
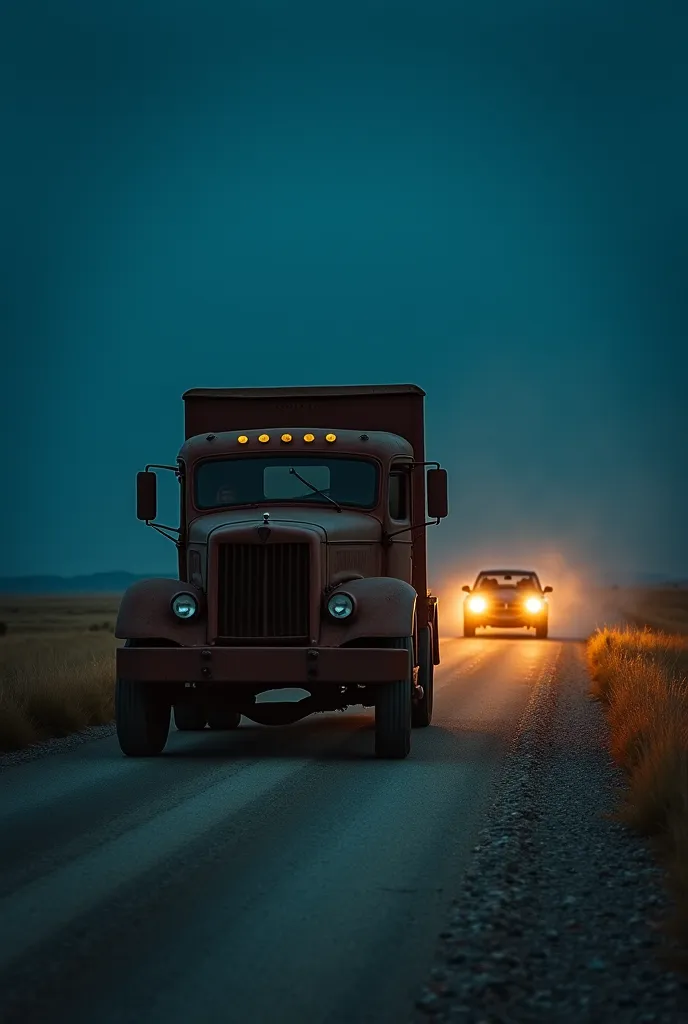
425, 594, 440, 665
115, 578, 207, 646
432, 605, 440, 665
320, 577, 418, 648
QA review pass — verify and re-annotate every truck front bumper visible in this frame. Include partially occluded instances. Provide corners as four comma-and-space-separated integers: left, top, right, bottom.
116, 645, 409, 686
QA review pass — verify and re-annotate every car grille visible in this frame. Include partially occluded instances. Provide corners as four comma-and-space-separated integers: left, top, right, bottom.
216, 542, 310, 641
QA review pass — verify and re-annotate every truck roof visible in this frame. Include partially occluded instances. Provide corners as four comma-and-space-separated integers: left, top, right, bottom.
183, 384, 426, 400
179, 428, 414, 463
182, 384, 427, 457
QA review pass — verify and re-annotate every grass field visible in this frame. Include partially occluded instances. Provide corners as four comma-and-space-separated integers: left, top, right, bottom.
622, 586, 688, 636
588, 598, 688, 959
0, 595, 121, 752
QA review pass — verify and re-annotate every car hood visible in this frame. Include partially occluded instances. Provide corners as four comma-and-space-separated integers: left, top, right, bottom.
471, 588, 541, 602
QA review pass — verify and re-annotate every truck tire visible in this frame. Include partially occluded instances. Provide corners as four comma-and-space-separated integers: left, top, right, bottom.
116, 678, 170, 757
207, 710, 242, 730
463, 619, 476, 638
535, 621, 549, 640
174, 703, 207, 731
412, 625, 434, 728
375, 637, 413, 760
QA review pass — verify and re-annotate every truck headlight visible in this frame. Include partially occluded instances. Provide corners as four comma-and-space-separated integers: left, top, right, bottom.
171, 592, 198, 619
468, 596, 487, 613
525, 597, 543, 614
327, 592, 355, 620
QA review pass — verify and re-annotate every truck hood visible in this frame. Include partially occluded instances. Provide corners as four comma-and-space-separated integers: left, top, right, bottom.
188, 506, 382, 546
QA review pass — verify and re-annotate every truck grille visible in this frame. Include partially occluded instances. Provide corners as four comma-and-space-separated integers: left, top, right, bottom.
216, 543, 310, 641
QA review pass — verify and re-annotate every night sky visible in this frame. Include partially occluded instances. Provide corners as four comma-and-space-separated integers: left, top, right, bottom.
2, 1, 687, 584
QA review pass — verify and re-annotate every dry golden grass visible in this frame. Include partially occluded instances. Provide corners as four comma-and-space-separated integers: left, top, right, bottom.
588, 625, 688, 958
0, 595, 121, 752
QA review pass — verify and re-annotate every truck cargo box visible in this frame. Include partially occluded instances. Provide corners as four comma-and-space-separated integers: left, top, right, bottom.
182, 384, 426, 463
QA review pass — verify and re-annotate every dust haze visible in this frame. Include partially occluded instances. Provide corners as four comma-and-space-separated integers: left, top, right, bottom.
432, 546, 627, 641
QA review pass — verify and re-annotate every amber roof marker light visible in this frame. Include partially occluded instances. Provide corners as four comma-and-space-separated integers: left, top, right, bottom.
325, 433, 337, 443
303, 433, 315, 443
281, 433, 293, 443
237, 435, 249, 444
258, 433, 270, 443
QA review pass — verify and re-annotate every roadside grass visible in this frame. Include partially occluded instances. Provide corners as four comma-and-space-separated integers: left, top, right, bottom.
587, 623, 688, 959
0, 596, 121, 752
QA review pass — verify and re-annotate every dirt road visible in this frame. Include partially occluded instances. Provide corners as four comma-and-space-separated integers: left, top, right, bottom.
0, 638, 579, 1023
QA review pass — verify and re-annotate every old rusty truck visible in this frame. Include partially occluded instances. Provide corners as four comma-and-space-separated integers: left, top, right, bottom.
115, 384, 448, 760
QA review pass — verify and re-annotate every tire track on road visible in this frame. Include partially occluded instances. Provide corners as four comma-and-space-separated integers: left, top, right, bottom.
0, 638, 558, 1024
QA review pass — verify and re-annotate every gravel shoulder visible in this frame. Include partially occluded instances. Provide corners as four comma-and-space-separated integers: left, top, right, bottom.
413, 642, 688, 1024
0, 724, 117, 771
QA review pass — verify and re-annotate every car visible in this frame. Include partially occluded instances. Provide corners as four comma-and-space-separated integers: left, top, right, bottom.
461, 569, 553, 639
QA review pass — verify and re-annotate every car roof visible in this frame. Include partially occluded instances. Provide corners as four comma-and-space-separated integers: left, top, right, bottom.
476, 569, 537, 576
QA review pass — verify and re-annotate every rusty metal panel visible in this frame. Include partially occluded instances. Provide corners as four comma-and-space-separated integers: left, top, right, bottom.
182, 385, 425, 460
116, 644, 409, 685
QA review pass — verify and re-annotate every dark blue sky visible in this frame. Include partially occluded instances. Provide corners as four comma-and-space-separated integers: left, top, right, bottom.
2, 1, 687, 582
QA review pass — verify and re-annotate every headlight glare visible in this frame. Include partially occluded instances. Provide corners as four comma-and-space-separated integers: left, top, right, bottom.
327, 592, 355, 620
525, 597, 543, 613
171, 592, 198, 620
468, 596, 487, 613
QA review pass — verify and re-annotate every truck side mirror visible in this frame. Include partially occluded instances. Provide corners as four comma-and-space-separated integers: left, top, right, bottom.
427, 468, 448, 519
543, 585, 553, 594
137, 471, 157, 522
462, 585, 471, 593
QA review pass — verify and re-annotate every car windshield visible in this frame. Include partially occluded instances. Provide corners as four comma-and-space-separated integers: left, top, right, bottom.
195, 456, 379, 510
474, 572, 540, 591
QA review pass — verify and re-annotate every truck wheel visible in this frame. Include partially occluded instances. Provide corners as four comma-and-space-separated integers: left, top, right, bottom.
536, 622, 549, 640
207, 710, 242, 730
174, 703, 207, 731
116, 679, 170, 757
463, 619, 476, 638
375, 637, 413, 760
412, 626, 434, 728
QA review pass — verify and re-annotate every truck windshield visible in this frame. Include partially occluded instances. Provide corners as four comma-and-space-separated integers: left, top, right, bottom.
195, 456, 379, 510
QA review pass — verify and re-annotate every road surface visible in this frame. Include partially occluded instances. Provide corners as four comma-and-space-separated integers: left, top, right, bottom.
0, 636, 565, 1024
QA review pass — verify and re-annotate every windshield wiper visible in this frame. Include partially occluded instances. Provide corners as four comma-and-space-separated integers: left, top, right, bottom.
288, 468, 342, 512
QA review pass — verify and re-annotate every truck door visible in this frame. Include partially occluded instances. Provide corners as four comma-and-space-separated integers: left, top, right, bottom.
387, 462, 413, 585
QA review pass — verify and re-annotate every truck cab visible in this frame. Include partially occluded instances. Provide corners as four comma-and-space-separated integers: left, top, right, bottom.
115, 384, 448, 760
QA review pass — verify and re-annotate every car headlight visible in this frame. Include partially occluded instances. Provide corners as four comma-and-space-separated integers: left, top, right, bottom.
525, 597, 543, 614
327, 592, 355, 620
171, 592, 199, 619
468, 596, 487, 613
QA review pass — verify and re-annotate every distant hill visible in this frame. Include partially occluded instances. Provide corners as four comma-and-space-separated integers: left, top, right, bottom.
0, 572, 170, 595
